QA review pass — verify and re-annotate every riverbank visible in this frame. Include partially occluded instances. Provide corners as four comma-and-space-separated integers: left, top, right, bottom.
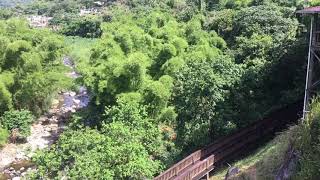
0, 57, 89, 179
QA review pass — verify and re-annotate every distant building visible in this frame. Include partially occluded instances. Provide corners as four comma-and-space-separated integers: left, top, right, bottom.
79, 8, 101, 16
27, 15, 53, 28
94, 1, 105, 7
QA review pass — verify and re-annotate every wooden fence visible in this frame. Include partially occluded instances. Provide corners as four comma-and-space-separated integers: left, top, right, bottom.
154, 101, 302, 180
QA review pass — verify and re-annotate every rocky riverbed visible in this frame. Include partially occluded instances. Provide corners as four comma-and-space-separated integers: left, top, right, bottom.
0, 57, 89, 180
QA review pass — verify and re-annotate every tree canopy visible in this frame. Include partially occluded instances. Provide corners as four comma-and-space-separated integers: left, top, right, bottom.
0, 0, 312, 179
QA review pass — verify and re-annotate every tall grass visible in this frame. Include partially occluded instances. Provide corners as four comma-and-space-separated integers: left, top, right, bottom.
294, 98, 320, 179
64, 36, 97, 80
64, 36, 97, 63
0, 127, 9, 147
211, 125, 301, 180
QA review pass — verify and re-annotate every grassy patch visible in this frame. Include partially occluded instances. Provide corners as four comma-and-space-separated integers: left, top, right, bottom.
211, 125, 300, 180
0, 127, 9, 147
211, 142, 275, 180
64, 36, 97, 63
64, 36, 97, 83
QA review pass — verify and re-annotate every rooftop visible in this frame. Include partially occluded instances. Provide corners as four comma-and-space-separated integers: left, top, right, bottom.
297, 6, 320, 14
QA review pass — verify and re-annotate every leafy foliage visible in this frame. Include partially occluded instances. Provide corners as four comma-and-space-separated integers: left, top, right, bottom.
0, 18, 71, 116
0, 18, 70, 144
60, 16, 102, 38
28, 0, 308, 178
1, 110, 34, 138
173, 56, 242, 149
0, 126, 9, 147
33, 99, 172, 179
295, 99, 320, 179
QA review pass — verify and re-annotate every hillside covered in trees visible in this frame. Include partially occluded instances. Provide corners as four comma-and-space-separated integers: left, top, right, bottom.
1, 0, 320, 179
0, 0, 33, 7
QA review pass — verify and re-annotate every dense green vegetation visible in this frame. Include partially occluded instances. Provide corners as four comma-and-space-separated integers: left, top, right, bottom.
1, 0, 319, 179
0, 18, 70, 144
24, 0, 308, 179
296, 99, 320, 179
1, 110, 34, 138
65, 36, 97, 62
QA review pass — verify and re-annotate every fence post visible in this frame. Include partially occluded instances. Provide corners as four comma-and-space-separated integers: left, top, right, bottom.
206, 172, 210, 180
192, 155, 194, 164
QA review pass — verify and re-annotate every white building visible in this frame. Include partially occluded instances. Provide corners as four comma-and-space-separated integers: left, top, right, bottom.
79, 8, 101, 16
27, 15, 53, 28
94, 1, 105, 7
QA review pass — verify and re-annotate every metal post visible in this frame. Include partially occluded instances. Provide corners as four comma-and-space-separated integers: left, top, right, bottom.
206, 172, 209, 180
303, 16, 315, 120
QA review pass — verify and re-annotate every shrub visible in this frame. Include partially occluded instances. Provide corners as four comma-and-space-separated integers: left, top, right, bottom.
60, 16, 102, 38
0, 81, 13, 115
0, 110, 34, 138
295, 99, 320, 179
0, 126, 9, 147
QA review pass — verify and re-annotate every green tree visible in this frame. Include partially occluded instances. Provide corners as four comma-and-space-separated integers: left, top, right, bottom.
61, 16, 102, 38
173, 55, 242, 150
2, 40, 32, 70
38, 36, 64, 64
0, 82, 12, 115
1, 110, 34, 138
14, 71, 71, 115
0, 126, 9, 147
33, 99, 172, 179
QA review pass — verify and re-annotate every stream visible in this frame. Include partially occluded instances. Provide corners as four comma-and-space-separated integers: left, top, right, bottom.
0, 56, 89, 180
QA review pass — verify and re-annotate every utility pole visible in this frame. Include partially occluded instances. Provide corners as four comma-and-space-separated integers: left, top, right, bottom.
297, 7, 320, 120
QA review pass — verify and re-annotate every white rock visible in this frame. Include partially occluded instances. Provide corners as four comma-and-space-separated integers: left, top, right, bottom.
50, 116, 58, 122
20, 167, 25, 171
52, 99, 59, 107
38, 116, 47, 122
69, 92, 76, 97
49, 124, 58, 131
73, 99, 81, 105
16, 152, 26, 160
65, 107, 73, 112
45, 127, 52, 132
50, 118, 58, 123
48, 109, 57, 114
12, 177, 21, 180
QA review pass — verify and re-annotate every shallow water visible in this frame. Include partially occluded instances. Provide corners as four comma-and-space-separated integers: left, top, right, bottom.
8, 160, 35, 171
0, 56, 91, 179
62, 56, 90, 109
1, 160, 35, 180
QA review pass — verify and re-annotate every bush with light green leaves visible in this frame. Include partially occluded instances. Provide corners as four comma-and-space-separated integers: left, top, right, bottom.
1, 110, 34, 138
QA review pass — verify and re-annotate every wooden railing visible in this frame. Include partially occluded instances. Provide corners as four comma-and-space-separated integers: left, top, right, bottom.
154, 151, 202, 180
154, 101, 302, 180
177, 155, 215, 180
